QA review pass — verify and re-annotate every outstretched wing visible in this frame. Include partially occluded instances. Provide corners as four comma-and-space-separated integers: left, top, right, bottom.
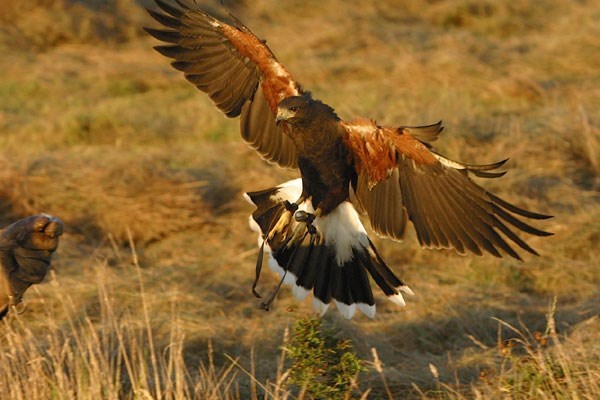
343, 119, 552, 260
145, 0, 300, 168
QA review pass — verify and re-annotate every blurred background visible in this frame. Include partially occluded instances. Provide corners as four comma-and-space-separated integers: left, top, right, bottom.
0, 0, 598, 398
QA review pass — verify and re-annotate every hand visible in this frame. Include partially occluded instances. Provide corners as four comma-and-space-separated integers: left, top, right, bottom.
0, 214, 63, 319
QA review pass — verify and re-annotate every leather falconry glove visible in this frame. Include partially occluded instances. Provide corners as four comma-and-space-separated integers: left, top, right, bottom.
0, 214, 63, 320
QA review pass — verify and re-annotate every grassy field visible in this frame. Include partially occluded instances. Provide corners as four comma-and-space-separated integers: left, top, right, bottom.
0, 0, 598, 398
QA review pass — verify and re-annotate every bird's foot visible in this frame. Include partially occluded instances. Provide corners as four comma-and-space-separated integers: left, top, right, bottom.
294, 210, 317, 235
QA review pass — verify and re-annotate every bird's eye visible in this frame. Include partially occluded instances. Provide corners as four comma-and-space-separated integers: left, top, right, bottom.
290, 106, 299, 112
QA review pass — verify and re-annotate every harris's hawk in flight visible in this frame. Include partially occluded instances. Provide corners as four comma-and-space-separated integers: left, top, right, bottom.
145, 0, 552, 319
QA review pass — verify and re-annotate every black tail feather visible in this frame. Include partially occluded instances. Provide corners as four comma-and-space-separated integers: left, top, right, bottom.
245, 181, 411, 319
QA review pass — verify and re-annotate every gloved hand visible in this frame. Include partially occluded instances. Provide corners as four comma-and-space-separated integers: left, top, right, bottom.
0, 214, 63, 320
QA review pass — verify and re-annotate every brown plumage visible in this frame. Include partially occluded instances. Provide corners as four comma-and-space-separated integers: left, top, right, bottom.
145, 1, 552, 319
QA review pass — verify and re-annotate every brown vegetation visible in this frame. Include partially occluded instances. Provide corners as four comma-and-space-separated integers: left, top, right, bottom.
0, 0, 598, 398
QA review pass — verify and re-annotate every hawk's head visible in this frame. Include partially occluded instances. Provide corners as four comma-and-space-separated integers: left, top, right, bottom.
275, 95, 312, 127
275, 95, 339, 128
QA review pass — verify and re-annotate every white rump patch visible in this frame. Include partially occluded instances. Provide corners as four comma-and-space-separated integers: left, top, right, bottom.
314, 202, 369, 265
270, 178, 303, 203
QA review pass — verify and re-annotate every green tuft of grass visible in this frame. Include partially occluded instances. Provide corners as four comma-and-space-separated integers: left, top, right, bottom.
285, 316, 364, 399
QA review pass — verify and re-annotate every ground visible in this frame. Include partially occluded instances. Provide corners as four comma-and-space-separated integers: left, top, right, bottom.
0, 0, 598, 399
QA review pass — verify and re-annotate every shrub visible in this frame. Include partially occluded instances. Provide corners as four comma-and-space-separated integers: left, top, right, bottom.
285, 316, 364, 400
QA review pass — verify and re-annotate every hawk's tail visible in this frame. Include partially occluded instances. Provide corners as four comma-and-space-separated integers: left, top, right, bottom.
243, 179, 413, 319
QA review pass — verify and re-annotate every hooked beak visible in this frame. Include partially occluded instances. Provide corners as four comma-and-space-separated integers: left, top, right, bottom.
275, 108, 294, 126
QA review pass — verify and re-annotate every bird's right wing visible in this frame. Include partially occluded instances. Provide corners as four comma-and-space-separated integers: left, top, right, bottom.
145, 0, 300, 168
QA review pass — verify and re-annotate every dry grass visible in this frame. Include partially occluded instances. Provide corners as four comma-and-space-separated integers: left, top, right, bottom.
0, 0, 147, 51
415, 301, 600, 399
0, 0, 598, 398
0, 265, 285, 400
0, 150, 210, 243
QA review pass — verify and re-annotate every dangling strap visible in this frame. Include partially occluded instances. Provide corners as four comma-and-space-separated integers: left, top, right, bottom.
252, 236, 266, 298
251, 200, 299, 299
260, 269, 288, 311
260, 228, 314, 312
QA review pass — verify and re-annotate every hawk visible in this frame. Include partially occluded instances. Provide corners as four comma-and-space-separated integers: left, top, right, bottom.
145, 1, 552, 319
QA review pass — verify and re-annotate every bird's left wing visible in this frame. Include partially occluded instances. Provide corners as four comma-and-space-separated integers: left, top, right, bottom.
343, 118, 552, 261
145, 0, 300, 168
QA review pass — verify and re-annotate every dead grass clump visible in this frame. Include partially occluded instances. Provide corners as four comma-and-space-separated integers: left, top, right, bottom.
423, 0, 568, 37
0, 150, 207, 243
415, 300, 600, 399
567, 106, 600, 190
0, 267, 244, 400
485, 308, 599, 399
0, 0, 147, 51
0, 263, 301, 400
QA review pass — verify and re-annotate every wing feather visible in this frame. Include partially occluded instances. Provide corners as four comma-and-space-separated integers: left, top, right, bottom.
147, 9, 181, 28
402, 121, 444, 143
409, 168, 444, 248
441, 170, 506, 255
240, 85, 297, 167
445, 170, 527, 259
344, 120, 552, 260
145, 0, 299, 168
425, 174, 471, 254
398, 164, 432, 247
352, 170, 409, 240
439, 172, 504, 257
420, 174, 451, 249
154, 0, 184, 18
